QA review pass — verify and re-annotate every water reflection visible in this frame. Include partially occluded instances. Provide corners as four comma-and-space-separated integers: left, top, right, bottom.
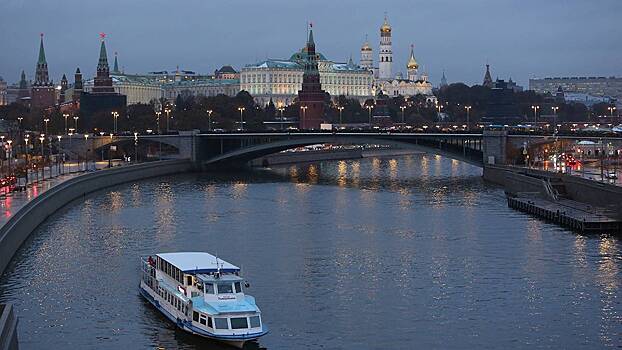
0, 155, 620, 349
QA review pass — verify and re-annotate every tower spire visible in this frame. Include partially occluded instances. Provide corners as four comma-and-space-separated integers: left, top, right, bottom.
38, 33, 47, 65
483, 63, 493, 88
113, 51, 119, 74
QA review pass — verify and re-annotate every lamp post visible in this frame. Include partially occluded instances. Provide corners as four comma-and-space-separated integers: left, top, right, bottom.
39, 135, 45, 181
63, 113, 69, 134
465, 105, 472, 131
111, 111, 119, 134
155, 111, 161, 134
299, 106, 307, 129
551, 106, 559, 135
57, 135, 62, 175
6, 140, 12, 177
134, 132, 138, 164
400, 105, 406, 125
337, 106, 344, 126
531, 105, 540, 126
24, 136, 30, 183
207, 109, 213, 131
73, 116, 79, 132
43, 118, 50, 136
17, 117, 23, 129
83, 134, 89, 171
238, 107, 246, 131
164, 108, 171, 133
365, 105, 374, 128
608, 106, 617, 117
278, 106, 285, 130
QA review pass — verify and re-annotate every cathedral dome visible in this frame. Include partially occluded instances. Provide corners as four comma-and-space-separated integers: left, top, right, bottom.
407, 46, 418, 70
361, 41, 372, 52
380, 16, 391, 33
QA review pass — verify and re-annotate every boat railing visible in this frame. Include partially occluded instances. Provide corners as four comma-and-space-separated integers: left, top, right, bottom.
140, 256, 158, 292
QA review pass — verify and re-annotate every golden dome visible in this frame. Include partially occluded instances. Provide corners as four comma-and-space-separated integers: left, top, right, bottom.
361, 41, 372, 51
380, 16, 391, 33
407, 45, 418, 70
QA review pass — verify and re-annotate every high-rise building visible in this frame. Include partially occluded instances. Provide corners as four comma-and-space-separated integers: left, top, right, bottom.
298, 25, 325, 130
31, 34, 56, 109
378, 16, 393, 80
483, 64, 494, 88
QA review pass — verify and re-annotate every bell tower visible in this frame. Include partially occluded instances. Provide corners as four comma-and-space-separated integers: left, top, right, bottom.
378, 15, 393, 80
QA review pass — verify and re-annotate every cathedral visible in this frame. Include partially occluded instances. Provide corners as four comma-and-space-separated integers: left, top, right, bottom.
361, 16, 436, 103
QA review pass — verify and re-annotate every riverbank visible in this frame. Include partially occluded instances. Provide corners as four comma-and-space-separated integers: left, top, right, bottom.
483, 164, 622, 223
0, 159, 192, 276
250, 147, 423, 166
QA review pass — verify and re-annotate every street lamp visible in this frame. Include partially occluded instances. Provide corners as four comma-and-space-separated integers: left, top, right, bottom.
155, 111, 161, 134
57, 135, 62, 174
63, 113, 69, 134
531, 105, 540, 126
608, 106, 617, 117
43, 118, 50, 136
465, 105, 472, 131
39, 135, 45, 180
111, 111, 119, 134
164, 108, 171, 133
73, 116, 79, 132
134, 132, 138, 163
365, 105, 374, 128
278, 105, 285, 130
207, 109, 213, 131
238, 107, 246, 131
24, 136, 30, 182
84, 134, 89, 171
400, 105, 406, 124
337, 106, 344, 126
551, 106, 559, 135
6, 140, 12, 176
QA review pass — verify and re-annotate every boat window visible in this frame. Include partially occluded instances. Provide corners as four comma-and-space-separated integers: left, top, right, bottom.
234, 282, 242, 293
208, 317, 213, 328
205, 283, 214, 294
230, 317, 248, 329
193, 312, 199, 322
215, 318, 228, 330
186, 276, 192, 286
217, 283, 233, 294
250, 316, 261, 328
199, 317, 206, 325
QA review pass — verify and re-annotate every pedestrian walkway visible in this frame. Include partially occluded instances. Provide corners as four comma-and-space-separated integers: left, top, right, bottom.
0, 161, 126, 228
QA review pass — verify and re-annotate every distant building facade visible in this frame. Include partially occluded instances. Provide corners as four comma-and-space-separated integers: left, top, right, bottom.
529, 76, 622, 102
0, 76, 7, 106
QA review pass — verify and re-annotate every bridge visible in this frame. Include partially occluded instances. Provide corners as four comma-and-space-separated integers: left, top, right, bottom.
59, 130, 621, 168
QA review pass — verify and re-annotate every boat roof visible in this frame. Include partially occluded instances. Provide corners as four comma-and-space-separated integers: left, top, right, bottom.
157, 252, 240, 274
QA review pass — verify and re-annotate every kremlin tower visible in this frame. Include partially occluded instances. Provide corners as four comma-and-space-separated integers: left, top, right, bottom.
378, 16, 393, 80
297, 24, 325, 130
31, 34, 56, 109
92, 34, 115, 94
483, 64, 494, 88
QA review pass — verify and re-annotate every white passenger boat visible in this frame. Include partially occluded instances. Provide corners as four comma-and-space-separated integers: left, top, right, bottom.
139, 252, 268, 348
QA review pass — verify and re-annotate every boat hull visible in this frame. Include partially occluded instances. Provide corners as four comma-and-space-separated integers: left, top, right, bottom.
139, 283, 267, 348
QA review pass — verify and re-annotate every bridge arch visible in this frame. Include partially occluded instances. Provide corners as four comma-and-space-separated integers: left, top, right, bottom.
201, 134, 484, 167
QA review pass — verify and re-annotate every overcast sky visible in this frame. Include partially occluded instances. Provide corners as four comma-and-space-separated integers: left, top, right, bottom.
1, 0, 620, 87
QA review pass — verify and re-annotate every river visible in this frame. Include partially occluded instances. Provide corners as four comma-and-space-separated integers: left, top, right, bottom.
1, 154, 621, 349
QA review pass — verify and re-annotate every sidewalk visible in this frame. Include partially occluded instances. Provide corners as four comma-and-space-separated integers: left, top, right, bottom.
0, 161, 126, 227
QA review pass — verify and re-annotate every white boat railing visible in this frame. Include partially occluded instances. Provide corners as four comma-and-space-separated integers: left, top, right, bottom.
140, 257, 158, 292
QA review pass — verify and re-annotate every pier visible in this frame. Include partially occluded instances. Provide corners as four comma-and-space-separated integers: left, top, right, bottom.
507, 194, 621, 233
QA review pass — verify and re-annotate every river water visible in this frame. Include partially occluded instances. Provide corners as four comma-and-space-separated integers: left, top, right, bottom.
0, 154, 621, 349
